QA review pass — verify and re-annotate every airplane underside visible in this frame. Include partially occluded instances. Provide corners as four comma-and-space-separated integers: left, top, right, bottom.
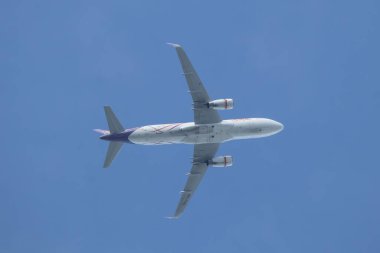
100, 119, 283, 145
95, 44, 284, 218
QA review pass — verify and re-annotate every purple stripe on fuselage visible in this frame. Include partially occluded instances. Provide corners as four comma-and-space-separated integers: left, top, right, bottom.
99, 128, 137, 144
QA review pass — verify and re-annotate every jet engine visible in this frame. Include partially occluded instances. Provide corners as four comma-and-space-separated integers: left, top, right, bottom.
209, 156, 233, 167
208, 99, 234, 110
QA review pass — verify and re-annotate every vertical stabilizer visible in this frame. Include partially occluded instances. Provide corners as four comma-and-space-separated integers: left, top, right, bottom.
104, 106, 124, 133
103, 142, 123, 168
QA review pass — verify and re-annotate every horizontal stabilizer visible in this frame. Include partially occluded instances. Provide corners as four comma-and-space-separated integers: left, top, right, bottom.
103, 142, 123, 168
104, 106, 124, 134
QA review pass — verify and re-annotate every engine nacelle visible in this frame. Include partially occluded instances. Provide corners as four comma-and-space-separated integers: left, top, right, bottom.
209, 156, 233, 167
208, 99, 234, 110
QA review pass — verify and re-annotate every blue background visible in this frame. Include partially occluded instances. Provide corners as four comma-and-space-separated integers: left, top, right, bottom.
1, 0, 380, 252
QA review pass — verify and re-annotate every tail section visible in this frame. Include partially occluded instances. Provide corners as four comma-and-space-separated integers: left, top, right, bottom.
104, 106, 124, 134
103, 142, 123, 168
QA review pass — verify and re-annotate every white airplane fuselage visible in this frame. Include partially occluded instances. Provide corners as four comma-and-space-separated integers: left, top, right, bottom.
100, 118, 283, 145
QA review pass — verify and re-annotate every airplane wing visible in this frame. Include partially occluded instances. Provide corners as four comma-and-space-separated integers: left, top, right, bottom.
171, 143, 220, 218
168, 43, 221, 125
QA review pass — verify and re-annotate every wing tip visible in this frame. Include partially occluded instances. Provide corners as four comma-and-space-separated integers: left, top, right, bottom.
166, 42, 181, 48
165, 216, 179, 220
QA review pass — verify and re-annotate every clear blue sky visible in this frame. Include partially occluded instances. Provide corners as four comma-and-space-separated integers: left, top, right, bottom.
1, 0, 379, 252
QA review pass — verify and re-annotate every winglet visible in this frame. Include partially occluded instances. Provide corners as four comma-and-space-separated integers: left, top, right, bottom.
165, 216, 179, 220
166, 42, 181, 48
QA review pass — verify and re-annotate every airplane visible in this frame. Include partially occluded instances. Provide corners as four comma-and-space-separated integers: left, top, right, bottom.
94, 43, 284, 218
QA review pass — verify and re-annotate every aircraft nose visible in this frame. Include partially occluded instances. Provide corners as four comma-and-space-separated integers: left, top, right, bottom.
268, 120, 283, 134
273, 121, 284, 132
258, 119, 284, 136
